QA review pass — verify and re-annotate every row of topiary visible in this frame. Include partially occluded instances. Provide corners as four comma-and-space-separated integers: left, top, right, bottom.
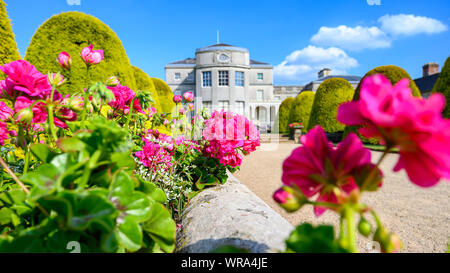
0, 2, 174, 116
277, 62, 450, 143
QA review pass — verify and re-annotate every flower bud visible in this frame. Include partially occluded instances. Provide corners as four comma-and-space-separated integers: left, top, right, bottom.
47, 72, 66, 88
358, 217, 372, 237
68, 97, 84, 112
105, 76, 120, 87
16, 107, 33, 123
273, 186, 306, 213
173, 95, 182, 104
187, 103, 195, 111
57, 52, 72, 70
183, 91, 194, 103
80, 44, 103, 66
373, 226, 403, 253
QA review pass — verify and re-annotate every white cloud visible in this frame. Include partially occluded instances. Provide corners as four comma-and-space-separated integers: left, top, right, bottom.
274, 45, 358, 84
311, 25, 391, 51
379, 14, 448, 36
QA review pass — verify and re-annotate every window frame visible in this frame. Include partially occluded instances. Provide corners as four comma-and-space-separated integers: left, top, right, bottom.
202, 71, 212, 87
218, 70, 229, 86
257, 73, 264, 81
235, 71, 245, 87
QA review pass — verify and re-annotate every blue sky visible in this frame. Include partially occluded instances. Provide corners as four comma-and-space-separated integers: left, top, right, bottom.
5, 0, 450, 85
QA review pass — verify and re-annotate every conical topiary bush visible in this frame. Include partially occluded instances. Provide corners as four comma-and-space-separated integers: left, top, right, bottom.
25, 11, 136, 94
288, 91, 314, 131
307, 78, 354, 141
132, 66, 162, 113
274, 97, 295, 134
151, 78, 175, 115
432, 57, 450, 118
0, 0, 21, 80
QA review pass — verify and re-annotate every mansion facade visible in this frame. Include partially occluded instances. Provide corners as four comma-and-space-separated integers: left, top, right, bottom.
165, 43, 361, 131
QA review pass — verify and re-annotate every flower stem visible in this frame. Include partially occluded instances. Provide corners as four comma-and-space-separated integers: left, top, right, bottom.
125, 98, 135, 128
47, 87, 58, 142
23, 145, 30, 174
344, 206, 358, 253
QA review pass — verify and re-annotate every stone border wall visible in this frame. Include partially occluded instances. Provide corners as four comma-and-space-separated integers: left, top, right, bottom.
175, 173, 294, 253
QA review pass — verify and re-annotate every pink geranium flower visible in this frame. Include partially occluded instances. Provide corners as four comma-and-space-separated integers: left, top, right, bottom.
0, 101, 13, 121
281, 126, 378, 217
337, 74, 450, 187
173, 95, 182, 104
108, 84, 144, 115
80, 44, 103, 66
0, 60, 52, 100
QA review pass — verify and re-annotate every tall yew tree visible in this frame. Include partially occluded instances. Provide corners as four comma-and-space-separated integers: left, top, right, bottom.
0, 0, 21, 79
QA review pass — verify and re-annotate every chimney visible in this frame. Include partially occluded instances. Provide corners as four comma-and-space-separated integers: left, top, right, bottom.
422, 63, 439, 77
318, 68, 331, 79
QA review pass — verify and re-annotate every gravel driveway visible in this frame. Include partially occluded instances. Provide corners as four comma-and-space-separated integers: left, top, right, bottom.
234, 143, 450, 253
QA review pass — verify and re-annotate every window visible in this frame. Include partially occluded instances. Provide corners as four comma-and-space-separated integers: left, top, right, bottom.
235, 71, 244, 87
257, 73, 264, 81
203, 101, 212, 113
235, 101, 245, 116
202, 71, 211, 87
217, 101, 229, 111
218, 71, 229, 86
187, 72, 194, 81
256, 90, 264, 101
174, 72, 181, 81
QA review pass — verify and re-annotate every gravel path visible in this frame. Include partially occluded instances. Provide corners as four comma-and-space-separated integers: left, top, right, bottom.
234, 143, 450, 253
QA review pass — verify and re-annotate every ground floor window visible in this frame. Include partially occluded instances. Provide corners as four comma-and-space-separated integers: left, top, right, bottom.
235, 101, 245, 116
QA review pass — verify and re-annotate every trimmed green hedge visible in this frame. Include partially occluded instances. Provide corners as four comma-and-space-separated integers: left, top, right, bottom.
132, 66, 162, 113
151, 78, 175, 115
288, 91, 314, 130
25, 11, 136, 94
274, 97, 295, 134
432, 56, 450, 118
344, 65, 421, 144
308, 78, 354, 133
0, 0, 21, 80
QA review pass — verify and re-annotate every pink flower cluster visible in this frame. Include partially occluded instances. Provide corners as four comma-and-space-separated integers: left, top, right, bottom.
0, 122, 15, 145
0, 60, 76, 130
202, 110, 260, 168
107, 84, 144, 114
175, 135, 202, 152
135, 129, 174, 172
0, 60, 53, 100
338, 74, 450, 187
281, 126, 380, 217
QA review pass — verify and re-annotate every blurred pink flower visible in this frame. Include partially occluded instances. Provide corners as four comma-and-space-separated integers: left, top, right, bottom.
0, 122, 14, 145
0, 60, 52, 99
338, 74, 450, 187
282, 126, 376, 217
183, 91, 194, 103
107, 84, 144, 114
173, 95, 182, 104
148, 106, 157, 118
179, 108, 186, 115
187, 103, 194, 111
57, 52, 72, 70
80, 44, 103, 66
0, 101, 13, 121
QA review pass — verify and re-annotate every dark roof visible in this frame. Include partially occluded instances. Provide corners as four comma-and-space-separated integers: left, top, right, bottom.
250, 59, 270, 65
317, 75, 362, 82
414, 73, 440, 93
168, 58, 196, 65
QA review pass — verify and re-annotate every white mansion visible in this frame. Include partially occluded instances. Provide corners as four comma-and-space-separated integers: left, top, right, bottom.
165, 43, 361, 131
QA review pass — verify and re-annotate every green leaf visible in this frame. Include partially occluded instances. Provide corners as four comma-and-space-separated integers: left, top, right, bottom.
70, 193, 116, 231
56, 137, 86, 152
142, 201, 176, 253
0, 235, 46, 253
30, 143, 57, 163
21, 164, 60, 201
45, 230, 82, 253
0, 207, 14, 225
116, 217, 143, 252
285, 223, 348, 253
136, 179, 167, 204
37, 195, 72, 227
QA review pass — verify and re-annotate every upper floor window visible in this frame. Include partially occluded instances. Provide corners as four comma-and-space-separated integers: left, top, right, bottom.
257, 73, 264, 81
235, 71, 244, 87
218, 71, 229, 86
174, 72, 181, 81
256, 90, 264, 101
202, 71, 211, 87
